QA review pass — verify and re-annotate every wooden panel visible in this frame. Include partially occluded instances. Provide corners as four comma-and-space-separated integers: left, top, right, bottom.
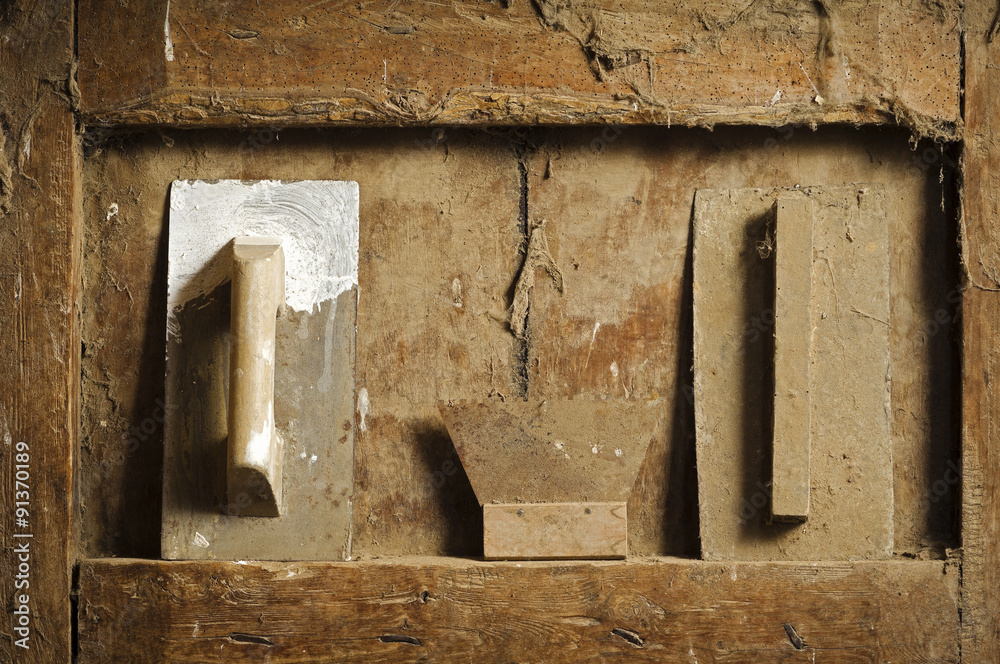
80, 127, 956, 560
960, 2, 1000, 660
78, 0, 961, 134
77, 558, 959, 663
525, 126, 955, 558
79, 129, 520, 559
0, 2, 78, 663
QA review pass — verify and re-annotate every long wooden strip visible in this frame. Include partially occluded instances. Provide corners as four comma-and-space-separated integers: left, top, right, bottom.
77, 558, 958, 663
772, 198, 812, 521
0, 2, 78, 663
962, 2, 1000, 662
77, 0, 961, 133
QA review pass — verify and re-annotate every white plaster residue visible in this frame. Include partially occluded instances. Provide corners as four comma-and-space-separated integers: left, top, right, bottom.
357, 387, 370, 432
260, 338, 275, 366
21, 134, 30, 161
554, 440, 564, 451
309, 454, 317, 464
614, 448, 623, 457
193, 532, 210, 548
192, 622, 200, 637
610, 360, 619, 377
106, 203, 119, 222
300, 451, 307, 459
166, 180, 360, 340
768, 89, 783, 106
164, 0, 175, 61
591, 444, 600, 454
842, 53, 852, 81
452, 277, 463, 308
243, 401, 274, 468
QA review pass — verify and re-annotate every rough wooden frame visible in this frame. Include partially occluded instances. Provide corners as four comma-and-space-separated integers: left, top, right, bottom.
4, 0, 998, 661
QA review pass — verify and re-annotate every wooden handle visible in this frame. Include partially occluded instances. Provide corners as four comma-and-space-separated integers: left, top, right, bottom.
771, 198, 812, 522
228, 238, 285, 517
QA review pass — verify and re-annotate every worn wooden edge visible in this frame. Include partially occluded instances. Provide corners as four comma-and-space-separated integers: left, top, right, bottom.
0, 2, 79, 663
79, 87, 963, 141
76, 557, 959, 662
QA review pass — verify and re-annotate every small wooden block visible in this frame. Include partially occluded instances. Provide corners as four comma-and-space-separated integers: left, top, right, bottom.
772, 198, 813, 521
483, 502, 627, 560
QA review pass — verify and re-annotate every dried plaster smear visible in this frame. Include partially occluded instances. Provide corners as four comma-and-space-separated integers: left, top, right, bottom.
166, 179, 360, 341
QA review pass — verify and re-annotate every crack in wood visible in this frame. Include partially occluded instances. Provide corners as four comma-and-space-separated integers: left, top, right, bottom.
379, 634, 423, 646
228, 633, 275, 646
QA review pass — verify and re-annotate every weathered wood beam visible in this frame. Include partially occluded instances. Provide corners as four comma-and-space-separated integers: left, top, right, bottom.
0, 2, 79, 663
78, 558, 958, 663
961, 2, 1000, 662
79, 0, 962, 136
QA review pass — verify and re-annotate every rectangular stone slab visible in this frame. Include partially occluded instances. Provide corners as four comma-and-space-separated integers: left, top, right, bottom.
693, 185, 892, 561
162, 180, 358, 560
483, 502, 627, 560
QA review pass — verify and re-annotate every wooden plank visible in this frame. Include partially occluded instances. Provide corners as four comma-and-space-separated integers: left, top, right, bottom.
771, 197, 813, 521
77, 0, 961, 134
961, 4, 1000, 660
0, 2, 78, 663
693, 186, 892, 561
483, 502, 627, 560
77, 557, 959, 663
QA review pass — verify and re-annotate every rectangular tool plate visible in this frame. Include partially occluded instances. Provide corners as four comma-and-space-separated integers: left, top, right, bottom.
162, 180, 358, 560
693, 186, 892, 561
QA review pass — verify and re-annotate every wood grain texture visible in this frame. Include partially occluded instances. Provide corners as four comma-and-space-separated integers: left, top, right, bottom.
77, 557, 959, 663
77, 0, 961, 135
0, 2, 78, 663
960, 3, 1000, 660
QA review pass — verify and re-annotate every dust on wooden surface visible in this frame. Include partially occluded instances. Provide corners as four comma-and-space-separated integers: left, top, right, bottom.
80, 125, 957, 561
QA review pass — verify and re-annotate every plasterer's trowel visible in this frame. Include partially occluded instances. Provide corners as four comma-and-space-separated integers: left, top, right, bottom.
161, 180, 359, 561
